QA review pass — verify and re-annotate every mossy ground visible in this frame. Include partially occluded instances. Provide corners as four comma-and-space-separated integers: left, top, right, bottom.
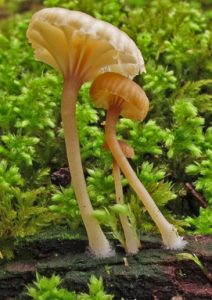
0, 229, 211, 299
0, 1, 211, 298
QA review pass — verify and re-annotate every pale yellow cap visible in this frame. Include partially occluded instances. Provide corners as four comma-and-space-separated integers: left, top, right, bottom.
27, 8, 145, 81
90, 72, 149, 121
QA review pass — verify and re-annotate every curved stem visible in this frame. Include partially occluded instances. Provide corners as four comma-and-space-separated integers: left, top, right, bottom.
61, 77, 112, 257
106, 105, 186, 249
113, 160, 140, 254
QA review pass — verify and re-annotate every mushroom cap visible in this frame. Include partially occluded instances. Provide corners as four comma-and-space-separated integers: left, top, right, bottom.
103, 140, 134, 158
90, 72, 149, 121
27, 7, 145, 80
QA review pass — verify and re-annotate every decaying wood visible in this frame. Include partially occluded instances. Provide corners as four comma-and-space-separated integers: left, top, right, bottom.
185, 183, 208, 208
0, 232, 211, 300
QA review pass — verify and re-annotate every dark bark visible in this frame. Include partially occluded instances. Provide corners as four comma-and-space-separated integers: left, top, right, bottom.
0, 231, 211, 300
185, 183, 208, 208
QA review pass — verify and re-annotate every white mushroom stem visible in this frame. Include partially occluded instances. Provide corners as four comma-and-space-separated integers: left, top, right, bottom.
105, 105, 186, 250
61, 77, 112, 257
113, 160, 140, 254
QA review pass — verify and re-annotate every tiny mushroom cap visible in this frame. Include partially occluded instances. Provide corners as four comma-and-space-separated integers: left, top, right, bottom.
104, 140, 134, 159
27, 8, 145, 81
90, 72, 149, 121
104, 140, 140, 254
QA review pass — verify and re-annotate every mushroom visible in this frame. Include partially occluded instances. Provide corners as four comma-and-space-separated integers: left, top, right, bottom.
90, 72, 187, 250
26, 8, 145, 257
104, 140, 141, 254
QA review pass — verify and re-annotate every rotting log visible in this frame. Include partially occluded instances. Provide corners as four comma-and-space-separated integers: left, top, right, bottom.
0, 231, 211, 300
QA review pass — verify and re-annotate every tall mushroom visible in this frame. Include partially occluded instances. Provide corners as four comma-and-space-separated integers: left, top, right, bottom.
26, 8, 145, 257
104, 141, 141, 254
90, 72, 186, 250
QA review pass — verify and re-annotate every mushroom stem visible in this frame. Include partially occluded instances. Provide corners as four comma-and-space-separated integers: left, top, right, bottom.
113, 159, 140, 254
105, 105, 186, 250
61, 77, 112, 257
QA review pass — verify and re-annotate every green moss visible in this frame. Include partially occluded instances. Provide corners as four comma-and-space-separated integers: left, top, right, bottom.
0, 0, 211, 254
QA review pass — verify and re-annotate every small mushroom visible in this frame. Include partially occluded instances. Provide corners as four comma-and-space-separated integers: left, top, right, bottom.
104, 141, 141, 254
27, 8, 144, 257
90, 72, 186, 250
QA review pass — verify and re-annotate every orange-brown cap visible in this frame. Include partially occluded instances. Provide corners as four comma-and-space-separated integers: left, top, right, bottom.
27, 8, 145, 80
90, 72, 149, 121
103, 140, 134, 158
